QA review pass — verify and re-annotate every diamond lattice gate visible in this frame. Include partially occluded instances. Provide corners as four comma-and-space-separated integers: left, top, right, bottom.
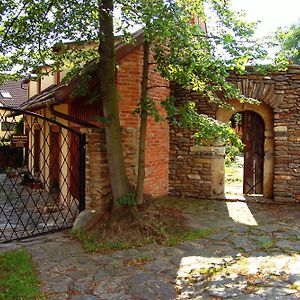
0, 107, 85, 243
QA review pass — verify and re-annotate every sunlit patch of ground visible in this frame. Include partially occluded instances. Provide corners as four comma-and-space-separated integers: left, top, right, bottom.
225, 154, 243, 195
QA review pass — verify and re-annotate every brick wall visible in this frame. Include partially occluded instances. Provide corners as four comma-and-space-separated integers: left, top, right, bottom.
83, 44, 170, 210
117, 46, 170, 197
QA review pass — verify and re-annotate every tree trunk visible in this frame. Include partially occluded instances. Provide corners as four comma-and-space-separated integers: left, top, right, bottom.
135, 40, 150, 205
98, 0, 130, 206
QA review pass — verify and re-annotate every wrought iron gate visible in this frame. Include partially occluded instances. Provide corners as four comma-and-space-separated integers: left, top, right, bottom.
0, 107, 85, 243
243, 111, 264, 194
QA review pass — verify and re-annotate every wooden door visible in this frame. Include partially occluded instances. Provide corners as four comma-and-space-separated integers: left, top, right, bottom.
242, 111, 265, 194
49, 127, 60, 191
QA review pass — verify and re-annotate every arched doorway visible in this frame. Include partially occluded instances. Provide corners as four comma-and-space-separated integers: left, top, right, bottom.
230, 111, 265, 194
216, 100, 274, 198
243, 111, 264, 194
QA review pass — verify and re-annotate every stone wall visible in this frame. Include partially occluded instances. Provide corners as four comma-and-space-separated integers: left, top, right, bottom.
83, 127, 138, 210
170, 84, 216, 117
169, 127, 225, 198
270, 69, 300, 202
169, 84, 219, 199
170, 65, 300, 203
229, 66, 300, 202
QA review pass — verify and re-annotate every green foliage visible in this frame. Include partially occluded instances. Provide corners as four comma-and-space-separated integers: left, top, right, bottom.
102, 240, 130, 251
120, 0, 279, 106
225, 144, 242, 165
164, 99, 244, 152
117, 191, 136, 206
0, 249, 44, 300
125, 254, 153, 265
4, 166, 15, 174
0, 0, 287, 207
133, 97, 163, 122
165, 227, 215, 246
225, 161, 243, 186
166, 235, 180, 246
0, 141, 10, 147
0, 0, 100, 78
256, 237, 274, 250
277, 21, 300, 64
134, 254, 152, 263
70, 227, 99, 253
0, 0, 282, 98
183, 227, 215, 240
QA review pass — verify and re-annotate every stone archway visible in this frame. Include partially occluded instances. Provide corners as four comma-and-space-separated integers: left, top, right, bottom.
216, 100, 274, 198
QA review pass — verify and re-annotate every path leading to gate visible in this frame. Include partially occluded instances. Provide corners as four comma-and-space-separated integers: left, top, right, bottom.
2, 197, 300, 299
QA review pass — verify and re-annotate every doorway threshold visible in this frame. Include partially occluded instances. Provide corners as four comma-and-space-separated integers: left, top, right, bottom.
214, 194, 274, 204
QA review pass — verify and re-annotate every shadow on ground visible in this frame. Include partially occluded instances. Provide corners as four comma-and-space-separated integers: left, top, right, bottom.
3, 196, 300, 299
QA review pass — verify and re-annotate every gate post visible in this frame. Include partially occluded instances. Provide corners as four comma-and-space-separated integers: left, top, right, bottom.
79, 133, 86, 212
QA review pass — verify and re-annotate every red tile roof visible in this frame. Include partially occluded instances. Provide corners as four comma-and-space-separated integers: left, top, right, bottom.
0, 80, 28, 107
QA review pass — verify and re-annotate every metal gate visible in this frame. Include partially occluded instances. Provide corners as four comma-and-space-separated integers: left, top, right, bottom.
243, 111, 264, 194
0, 107, 85, 243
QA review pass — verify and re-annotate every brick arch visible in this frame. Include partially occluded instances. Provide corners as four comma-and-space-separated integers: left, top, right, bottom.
216, 99, 274, 198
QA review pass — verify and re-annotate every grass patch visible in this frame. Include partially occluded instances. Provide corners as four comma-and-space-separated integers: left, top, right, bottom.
225, 155, 243, 186
70, 228, 100, 253
125, 254, 153, 266
183, 227, 215, 241
225, 165, 243, 184
0, 249, 44, 300
71, 225, 216, 254
256, 237, 274, 250
102, 240, 130, 252
70, 201, 217, 254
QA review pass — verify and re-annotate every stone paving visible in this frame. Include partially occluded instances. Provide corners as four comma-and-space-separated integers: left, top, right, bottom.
2, 197, 300, 299
0, 172, 77, 242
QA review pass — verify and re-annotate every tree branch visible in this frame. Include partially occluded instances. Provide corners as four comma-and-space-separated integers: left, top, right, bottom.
1, 2, 28, 46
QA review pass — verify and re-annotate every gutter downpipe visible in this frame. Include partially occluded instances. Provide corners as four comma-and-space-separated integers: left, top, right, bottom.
9, 95, 97, 128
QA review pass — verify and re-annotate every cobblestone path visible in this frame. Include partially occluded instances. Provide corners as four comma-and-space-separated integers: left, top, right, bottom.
0, 173, 76, 242
2, 197, 300, 299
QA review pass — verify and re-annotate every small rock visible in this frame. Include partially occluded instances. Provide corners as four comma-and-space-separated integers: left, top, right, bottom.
129, 284, 157, 299
256, 224, 280, 233
288, 274, 300, 284
276, 240, 293, 249
73, 209, 103, 231
206, 231, 230, 241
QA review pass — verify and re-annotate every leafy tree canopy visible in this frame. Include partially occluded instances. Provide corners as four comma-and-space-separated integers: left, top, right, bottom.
277, 21, 300, 64
0, 0, 288, 94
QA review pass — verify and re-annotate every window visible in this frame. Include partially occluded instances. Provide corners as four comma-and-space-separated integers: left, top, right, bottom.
0, 91, 12, 98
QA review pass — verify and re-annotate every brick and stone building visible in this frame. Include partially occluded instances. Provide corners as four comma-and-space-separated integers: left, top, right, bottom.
20, 25, 300, 206
21, 30, 169, 210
